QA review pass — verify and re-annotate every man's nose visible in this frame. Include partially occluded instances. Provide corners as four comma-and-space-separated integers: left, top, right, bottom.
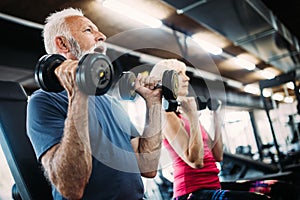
96, 31, 107, 42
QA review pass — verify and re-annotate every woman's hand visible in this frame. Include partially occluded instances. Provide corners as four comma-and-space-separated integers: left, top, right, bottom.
177, 96, 198, 119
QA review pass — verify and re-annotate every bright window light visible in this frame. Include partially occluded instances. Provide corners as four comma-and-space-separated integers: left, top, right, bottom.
103, 0, 162, 28
260, 69, 275, 79
284, 96, 294, 103
262, 89, 272, 97
234, 57, 256, 71
286, 81, 295, 90
226, 79, 243, 89
244, 84, 260, 95
191, 36, 223, 55
272, 93, 284, 101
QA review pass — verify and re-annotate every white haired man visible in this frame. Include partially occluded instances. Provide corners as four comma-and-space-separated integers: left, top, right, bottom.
27, 8, 162, 200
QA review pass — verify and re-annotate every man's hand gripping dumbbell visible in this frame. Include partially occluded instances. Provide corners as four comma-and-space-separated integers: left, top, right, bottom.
118, 70, 179, 101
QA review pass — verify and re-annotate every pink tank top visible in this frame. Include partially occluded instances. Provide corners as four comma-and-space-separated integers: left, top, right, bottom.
163, 114, 221, 198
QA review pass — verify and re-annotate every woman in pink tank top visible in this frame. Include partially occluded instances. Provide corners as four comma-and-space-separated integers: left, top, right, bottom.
150, 59, 270, 200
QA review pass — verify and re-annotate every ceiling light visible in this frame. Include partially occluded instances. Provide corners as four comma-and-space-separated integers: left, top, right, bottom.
244, 84, 260, 95
272, 93, 284, 101
226, 79, 243, 89
139, 54, 163, 64
286, 81, 295, 90
260, 69, 275, 79
191, 36, 223, 55
234, 57, 256, 71
284, 96, 294, 103
102, 0, 162, 28
262, 89, 272, 97
187, 66, 219, 81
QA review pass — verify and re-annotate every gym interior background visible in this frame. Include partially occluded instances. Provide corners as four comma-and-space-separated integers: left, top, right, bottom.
1, 0, 300, 199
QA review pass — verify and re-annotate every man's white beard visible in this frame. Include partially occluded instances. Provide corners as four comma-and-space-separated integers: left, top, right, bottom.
94, 42, 107, 55
69, 38, 107, 60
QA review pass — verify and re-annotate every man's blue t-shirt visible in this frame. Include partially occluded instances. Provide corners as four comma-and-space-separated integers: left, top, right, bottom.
27, 89, 144, 200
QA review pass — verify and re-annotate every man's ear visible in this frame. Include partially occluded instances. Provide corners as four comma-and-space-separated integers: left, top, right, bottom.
55, 36, 70, 53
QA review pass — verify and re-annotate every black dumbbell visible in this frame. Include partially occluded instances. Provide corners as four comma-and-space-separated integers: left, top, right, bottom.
35, 53, 114, 95
118, 70, 179, 100
196, 96, 221, 111
163, 96, 221, 112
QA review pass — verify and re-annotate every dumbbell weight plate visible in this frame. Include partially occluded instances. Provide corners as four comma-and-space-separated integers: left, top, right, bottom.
162, 70, 179, 100
119, 71, 137, 100
35, 54, 66, 92
76, 53, 114, 95
163, 99, 179, 112
195, 96, 207, 110
207, 98, 221, 111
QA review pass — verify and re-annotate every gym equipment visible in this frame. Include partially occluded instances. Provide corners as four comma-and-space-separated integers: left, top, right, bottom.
259, 70, 300, 169
118, 70, 179, 100
163, 96, 221, 112
0, 81, 53, 200
35, 53, 114, 95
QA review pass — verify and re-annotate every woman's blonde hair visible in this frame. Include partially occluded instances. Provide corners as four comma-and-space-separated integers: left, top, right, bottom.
150, 59, 186, 79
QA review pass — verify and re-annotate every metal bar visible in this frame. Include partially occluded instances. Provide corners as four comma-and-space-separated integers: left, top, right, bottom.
0, 12, 43, 29
269, 51, 300, 62
234, 29, 276, 46
259, 70, 295, 89
249, 111, 264, 162
265, 103, 283, 169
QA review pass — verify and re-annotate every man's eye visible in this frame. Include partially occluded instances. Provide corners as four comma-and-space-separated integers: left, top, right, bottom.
85, 28, 92, 32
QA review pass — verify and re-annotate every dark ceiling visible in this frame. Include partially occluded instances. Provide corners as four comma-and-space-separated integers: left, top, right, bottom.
261, 1, 300, 41
0, 0, 300, 109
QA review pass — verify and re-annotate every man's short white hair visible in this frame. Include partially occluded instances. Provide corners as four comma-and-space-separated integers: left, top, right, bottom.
43, 8, 84, 54
150, 59, 186, 79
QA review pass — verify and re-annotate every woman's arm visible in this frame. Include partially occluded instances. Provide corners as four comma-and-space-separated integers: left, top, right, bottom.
163, 97, 204, 169
210, 109, 224, 162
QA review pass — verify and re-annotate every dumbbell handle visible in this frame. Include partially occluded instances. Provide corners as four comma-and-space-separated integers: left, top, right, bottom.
119, 70, 178, 100
128, 80, 162, 88
163, 96, 221, 112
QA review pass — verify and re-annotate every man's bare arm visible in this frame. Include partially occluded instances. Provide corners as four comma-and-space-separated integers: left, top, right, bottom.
134, 102, 162, 178
132, 74, 162, 178
41, 61, 92, 200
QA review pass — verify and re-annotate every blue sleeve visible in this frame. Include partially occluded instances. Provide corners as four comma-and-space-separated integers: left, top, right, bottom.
27, 90, 67, 161
110, 97, 140, 139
